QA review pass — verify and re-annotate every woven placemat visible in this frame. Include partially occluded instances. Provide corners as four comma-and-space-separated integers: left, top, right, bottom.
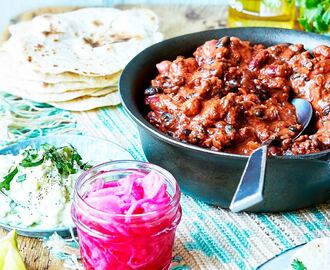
73, 106, 330, 270
0, 93, 329, 269
0, 94, 329, 269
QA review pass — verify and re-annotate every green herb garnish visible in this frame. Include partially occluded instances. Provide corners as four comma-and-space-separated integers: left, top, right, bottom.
299, 0, 330, 34
0, 144, 91, 191
0, 167, 18, 191
20, 149, 44, 167
42, 144, 92, 176
291, 259, 307, 270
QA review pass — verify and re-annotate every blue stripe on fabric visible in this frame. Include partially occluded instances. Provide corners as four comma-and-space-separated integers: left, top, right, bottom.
226, 223, 251, 250
304, 233, 313, 241
181, 200, 248, 268
283, 212, 302, 227
97, 108, 146, 161
194, 200, 251, 254
257, 215, 292, 249
185, 221, 232, 264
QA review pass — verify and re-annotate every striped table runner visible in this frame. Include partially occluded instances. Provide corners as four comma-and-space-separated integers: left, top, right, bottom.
73, 106, 330, 270
1, 94, 329, 270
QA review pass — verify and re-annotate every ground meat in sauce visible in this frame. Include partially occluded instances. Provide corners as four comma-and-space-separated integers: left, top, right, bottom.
144, 36, 330, 156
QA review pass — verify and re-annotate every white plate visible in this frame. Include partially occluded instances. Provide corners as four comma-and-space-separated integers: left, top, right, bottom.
0, 135, 133, 238
258, 245, 305, 270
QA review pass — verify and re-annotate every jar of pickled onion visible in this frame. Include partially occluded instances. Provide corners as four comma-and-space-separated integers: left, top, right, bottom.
71, 160, 182, 270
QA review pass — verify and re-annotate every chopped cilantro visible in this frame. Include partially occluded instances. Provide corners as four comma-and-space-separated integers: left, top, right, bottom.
291, 259, 307, 270
0, 167, 18, 190
20, 149, 44, 167
42, 144, 91, 176
0, 144, 91, 191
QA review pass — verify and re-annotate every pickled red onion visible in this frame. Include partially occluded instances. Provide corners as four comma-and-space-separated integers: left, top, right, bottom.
72, 168, 181, 270
85, 171, 171, 216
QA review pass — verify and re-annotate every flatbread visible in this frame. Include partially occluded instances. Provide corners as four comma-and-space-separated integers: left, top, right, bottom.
0, 7, 162, 110
0, 73, 118, 94
3, 8, 163, 76
50, 91, 121, 111
0, 85, 116, 103
89, 87, 117, 97
0, 51, 121, 84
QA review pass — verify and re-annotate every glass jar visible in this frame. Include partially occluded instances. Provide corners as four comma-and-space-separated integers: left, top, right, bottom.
71, 160, 182, 270
228, 0, 296, 29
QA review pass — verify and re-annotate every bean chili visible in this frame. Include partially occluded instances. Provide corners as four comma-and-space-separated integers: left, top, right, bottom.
144, 36, 330, 156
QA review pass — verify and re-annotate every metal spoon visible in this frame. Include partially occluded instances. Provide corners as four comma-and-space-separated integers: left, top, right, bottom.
229, 98, 313, 213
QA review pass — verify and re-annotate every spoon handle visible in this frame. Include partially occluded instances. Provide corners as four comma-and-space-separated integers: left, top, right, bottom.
229, 145, 267, 212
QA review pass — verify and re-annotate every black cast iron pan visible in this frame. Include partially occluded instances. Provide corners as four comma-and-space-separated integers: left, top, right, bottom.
119, 27, 330, 212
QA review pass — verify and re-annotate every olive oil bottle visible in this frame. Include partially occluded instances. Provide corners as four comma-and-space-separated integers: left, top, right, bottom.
228, 0, 296, 29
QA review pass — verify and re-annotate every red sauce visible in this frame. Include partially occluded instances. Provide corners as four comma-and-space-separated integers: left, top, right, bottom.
144, 37, 330, 156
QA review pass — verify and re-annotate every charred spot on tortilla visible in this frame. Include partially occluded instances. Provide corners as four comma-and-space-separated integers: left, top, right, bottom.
110, 33, 134, 43
92, 20, 103, 27
83, 37, 101, 48
34, 44, 44, 52
42, 24, 63, 37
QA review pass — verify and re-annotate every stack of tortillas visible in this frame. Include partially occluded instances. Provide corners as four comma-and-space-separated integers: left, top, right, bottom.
0, 8, 163, 111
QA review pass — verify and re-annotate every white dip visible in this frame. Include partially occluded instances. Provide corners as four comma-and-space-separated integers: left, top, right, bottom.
0, 144, 90, 229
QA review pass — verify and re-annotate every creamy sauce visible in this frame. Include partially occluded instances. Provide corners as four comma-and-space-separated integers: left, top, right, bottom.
0, 147, 87, 228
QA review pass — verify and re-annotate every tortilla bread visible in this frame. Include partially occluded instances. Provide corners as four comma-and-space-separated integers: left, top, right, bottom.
50, 91, 120, 111
0, 51, 121, 84
3, 8, 163, 76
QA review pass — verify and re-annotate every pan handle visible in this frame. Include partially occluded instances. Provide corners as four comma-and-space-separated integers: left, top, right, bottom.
229, 145, 267, 212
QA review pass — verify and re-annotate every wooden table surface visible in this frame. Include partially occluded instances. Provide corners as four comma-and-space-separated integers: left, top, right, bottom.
0, 4, 227, 269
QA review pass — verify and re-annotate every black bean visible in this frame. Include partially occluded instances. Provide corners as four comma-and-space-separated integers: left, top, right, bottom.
227, 79, 239, 91
289, 126, 298, 132
207, 58, 215, 65
254, 109, 264, 118
216, 36, 230, 48
182, 129, 191, 136
322, 105, 330, 116
162, 112, 173, 122
225, 124, 235, 133
257, 88, 270, 100
291, 73, 301, 80
186, 93, 196, 100
167, 131, 174, 136
144, 86, 161, 96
